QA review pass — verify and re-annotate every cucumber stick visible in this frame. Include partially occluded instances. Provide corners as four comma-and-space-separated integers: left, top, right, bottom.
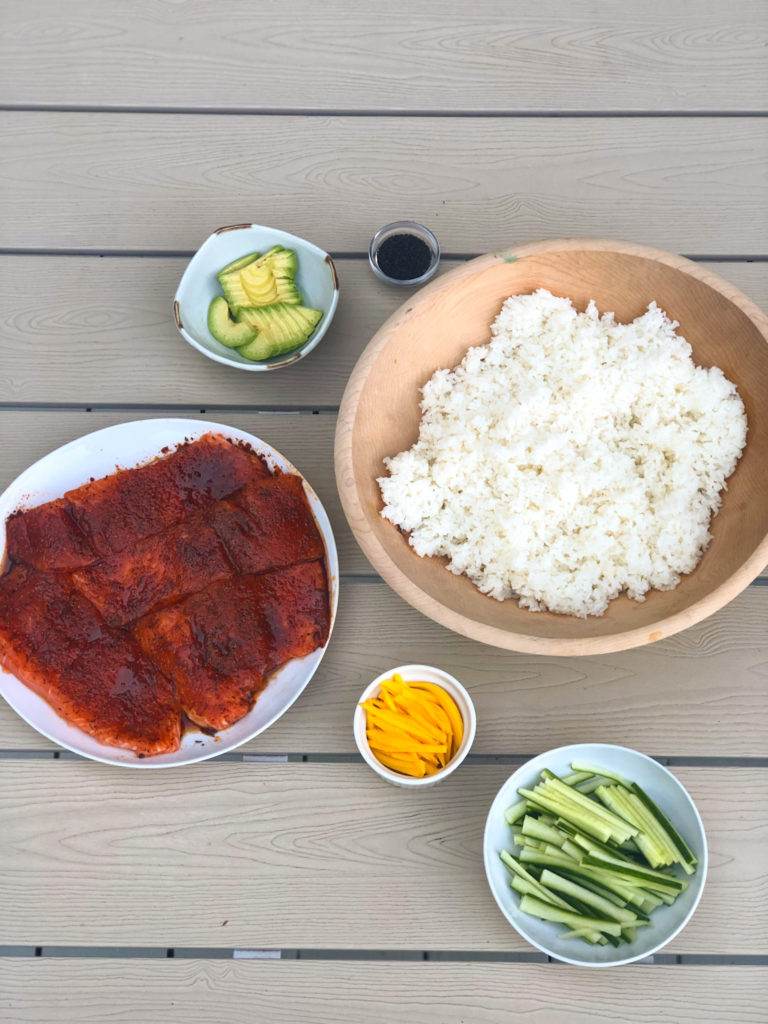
499, 850, 574, 911
569, 760, 629, 786
521, 815, 568, 846
597, 785, 673, 868
630, 782, 698, 874
539, 870, 638, 925
518, 894, 623, 937
504, 799, 528, 825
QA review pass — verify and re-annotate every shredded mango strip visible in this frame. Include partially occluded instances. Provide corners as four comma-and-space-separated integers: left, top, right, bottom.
361, 675, 464, 779
371, 749, 426, 777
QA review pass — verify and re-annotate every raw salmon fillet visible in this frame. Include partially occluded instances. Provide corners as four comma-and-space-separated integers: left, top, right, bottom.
211, 473, 324, 575
72, 515, 233, 626
5, 499, 94, 571
256, 560, 331, 669
0, 566, 180, 756
63, 635, 181, 756
0, 566, 105, 679
65, 434, 267, 558
135, 576, 273, 731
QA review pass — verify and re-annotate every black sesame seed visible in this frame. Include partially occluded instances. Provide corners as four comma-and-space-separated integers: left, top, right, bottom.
375, 233, 433, 281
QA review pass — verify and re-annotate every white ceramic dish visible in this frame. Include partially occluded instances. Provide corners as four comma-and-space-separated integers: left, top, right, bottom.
353, 664, 476, 787
0, 418, 339, 768
483, 743, 707, 966
174, 224, 340, 371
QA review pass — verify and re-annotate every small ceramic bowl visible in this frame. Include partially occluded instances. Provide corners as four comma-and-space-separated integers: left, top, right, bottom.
353, 663, 476, 788
369, 221, 440, 286
484, 743, 708, 967
173, 224, 340, 371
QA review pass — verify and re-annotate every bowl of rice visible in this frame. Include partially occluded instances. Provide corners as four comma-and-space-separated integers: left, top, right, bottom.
334, 238, 768, 655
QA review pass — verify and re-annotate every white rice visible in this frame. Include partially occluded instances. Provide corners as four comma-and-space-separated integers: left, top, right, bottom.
378, 289, 748, 617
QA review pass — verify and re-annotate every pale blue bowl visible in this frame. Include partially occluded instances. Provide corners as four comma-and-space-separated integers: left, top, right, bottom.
174, 223, 340, 371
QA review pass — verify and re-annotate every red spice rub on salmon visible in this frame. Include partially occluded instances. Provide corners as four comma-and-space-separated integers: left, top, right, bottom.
211, 473, 324, 575
5, 499, 94, 571
66, 434, 267, 558
0, 566, 180, 756
0, 435, 330, 757
72, 515, 232, 627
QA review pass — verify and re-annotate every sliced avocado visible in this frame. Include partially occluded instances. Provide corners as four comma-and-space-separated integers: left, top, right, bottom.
274, 276, 303, 305
207, 296, 257, 348
217, 251, 260, 277
236, 303, 323, 361
267, 248, 299, 279
218, 270, 252, 311
242, 245, 284, 271
244, 245, 300, 281
240, 262, 280, 305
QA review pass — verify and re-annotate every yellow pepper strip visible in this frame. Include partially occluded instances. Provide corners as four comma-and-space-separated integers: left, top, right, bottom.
388, 698, 446, 743
366, 728, 448, 756
360, 698, 386, 716
409, 682, 464, 751
370, 748, 426, 777
410, 696, 451, 735
379, 744, 449, 755
379, 687, 399, 713
363, 706, 438, 743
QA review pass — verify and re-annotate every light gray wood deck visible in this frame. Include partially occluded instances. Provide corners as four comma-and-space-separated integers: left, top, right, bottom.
0, 2, 766, 1021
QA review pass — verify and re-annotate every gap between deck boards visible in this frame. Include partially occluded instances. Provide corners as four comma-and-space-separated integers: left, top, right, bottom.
2, 751, 766, 767
0, 945, 766, 965
0, 105, 767, 119
0, 249, 766, 261
0, 946, 765, 962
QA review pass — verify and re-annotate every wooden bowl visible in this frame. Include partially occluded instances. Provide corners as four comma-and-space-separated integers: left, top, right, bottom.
335, 239, 768, 655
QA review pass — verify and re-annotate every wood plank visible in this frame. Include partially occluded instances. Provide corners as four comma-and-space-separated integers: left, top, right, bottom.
1, 581, 767, 756
1, 0, 766, 113
1, 114, 766, 253
1, 962, 766, 1024
0, 410, 371, 577
0, 257, 764, 407
0, 762, 763, 953
0, 256, 383, 407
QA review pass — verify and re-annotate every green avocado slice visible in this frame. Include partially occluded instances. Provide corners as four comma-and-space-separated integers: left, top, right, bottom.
217, 251, 260, 277
207, 296, 257, 348
236, 303, 322, 361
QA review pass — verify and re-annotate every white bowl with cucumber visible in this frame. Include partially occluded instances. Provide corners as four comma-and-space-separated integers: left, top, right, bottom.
174, 224, 340, 371
483, 743, 707, 967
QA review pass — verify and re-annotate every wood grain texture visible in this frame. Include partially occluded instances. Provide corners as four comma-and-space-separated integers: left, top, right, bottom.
6, 960, 768, 1024
1, 961, 766, 1024
1, 581, 767, 755
0, 762, 764, 953
1, 114, 766, 253
0, 256, 383, 406
1, 0, 766, 113
0, 257, 764, 407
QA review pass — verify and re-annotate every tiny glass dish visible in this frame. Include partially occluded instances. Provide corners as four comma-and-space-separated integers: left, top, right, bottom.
353, 663, 476, 788
173, 223, 340, 372
368, 221, 440, 287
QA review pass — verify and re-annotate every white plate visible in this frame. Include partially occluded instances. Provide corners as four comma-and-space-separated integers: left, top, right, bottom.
0, 418, 339, 768
483, 743, 707, 966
